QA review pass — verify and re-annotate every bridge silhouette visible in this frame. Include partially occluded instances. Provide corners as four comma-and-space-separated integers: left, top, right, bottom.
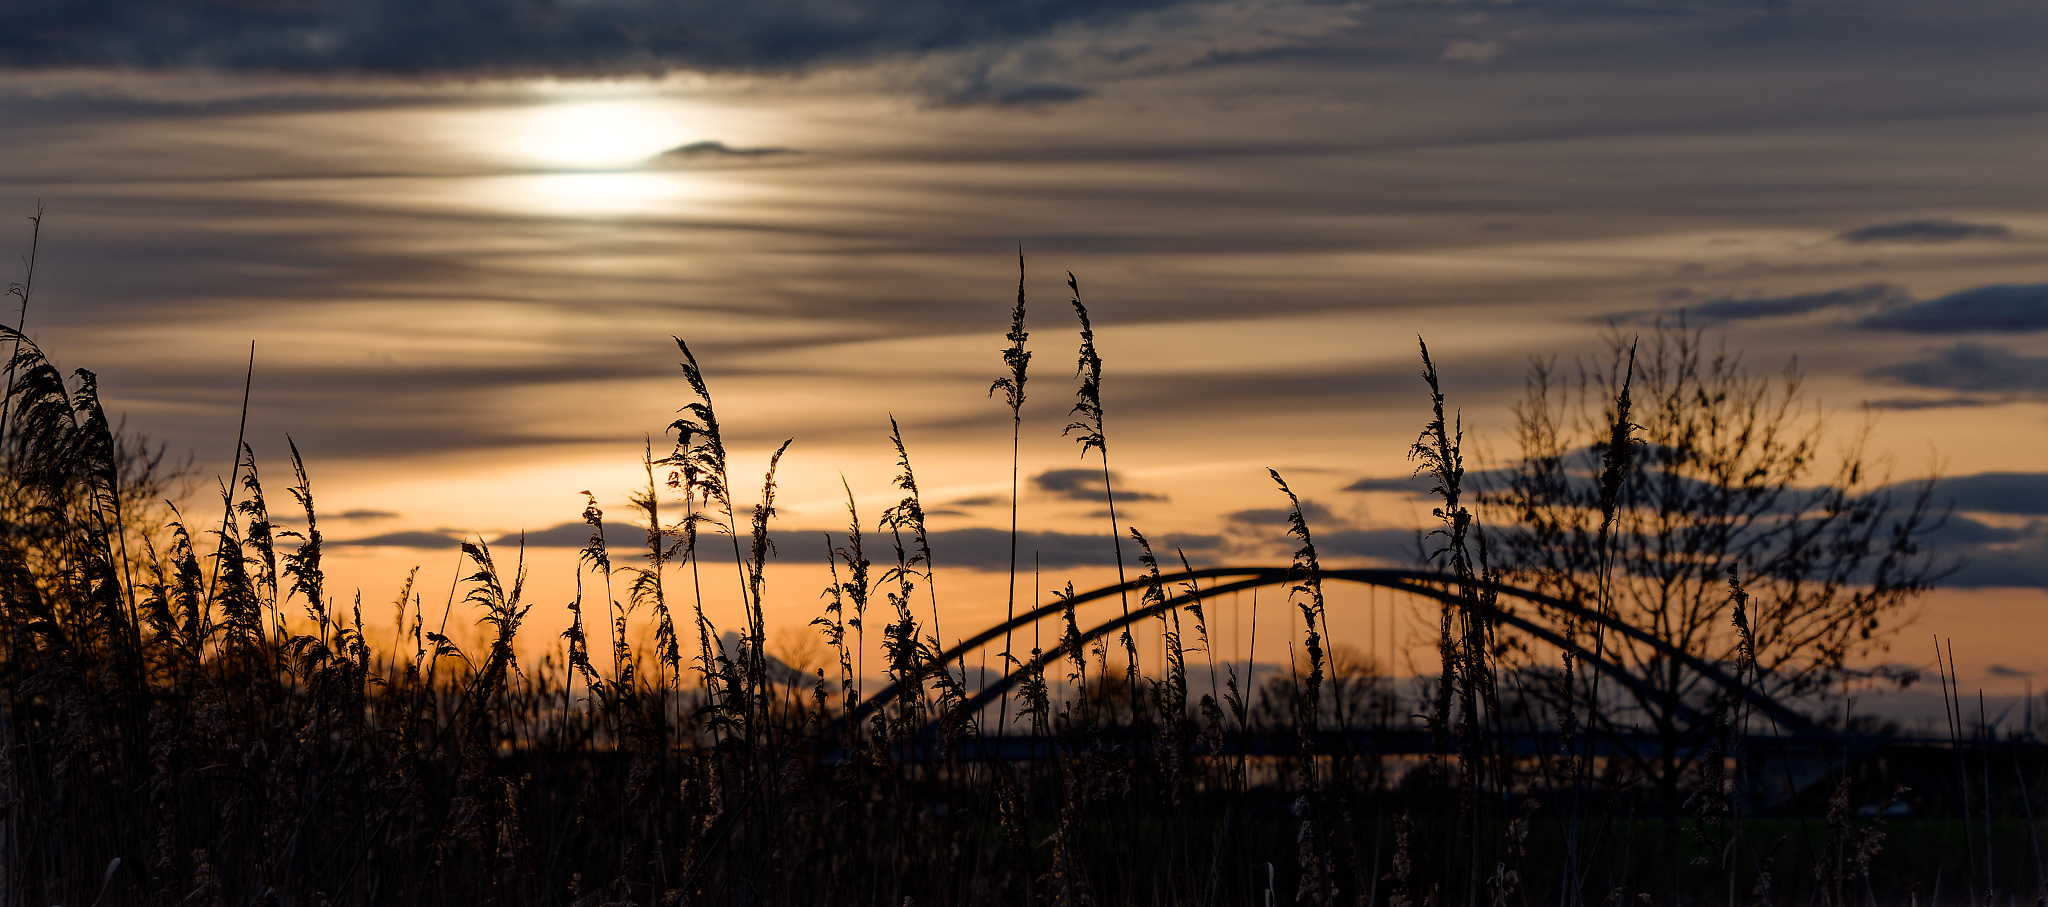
843, 566, 1819, 738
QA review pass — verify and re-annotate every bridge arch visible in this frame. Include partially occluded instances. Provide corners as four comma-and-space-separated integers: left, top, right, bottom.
845, 567, 1815, 737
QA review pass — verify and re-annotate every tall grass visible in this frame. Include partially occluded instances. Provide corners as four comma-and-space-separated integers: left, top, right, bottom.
0, 250, 2000, 907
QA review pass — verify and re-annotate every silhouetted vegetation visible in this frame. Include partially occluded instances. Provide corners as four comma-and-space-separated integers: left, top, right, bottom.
0, 241, 2025, 907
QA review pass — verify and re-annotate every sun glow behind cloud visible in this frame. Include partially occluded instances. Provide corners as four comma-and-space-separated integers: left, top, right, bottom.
411, 92, 795, 214
478, 97, 703, 170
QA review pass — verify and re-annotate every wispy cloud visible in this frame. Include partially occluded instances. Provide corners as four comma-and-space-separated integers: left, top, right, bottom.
1937, 520, 2048, 589
1317, 528, 1422, 564
658, 141, 800, 161
1612, 283, 1908, 325
1032, 468, 1167, 503
1685, 284, 1909, 323
1917, 472, 2048, 516
1220, 498, 1435, 566
1868, 342, 2048, 394
1343, 475, 1432, 495
1345, 465, 1520, 497
1860, 283, 2048, 333
1615, 278, 2048, 332
1227, 498, 1340, 527
1862, 396, 1999, 411
933, 79, 1094, 107
330, 530, 462, 549
922, 527, 1220, 569
1836, 219, 2013, 245
274, 507, 398, 525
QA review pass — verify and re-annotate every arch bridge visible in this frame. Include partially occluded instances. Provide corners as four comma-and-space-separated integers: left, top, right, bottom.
844, 567, 1817, 739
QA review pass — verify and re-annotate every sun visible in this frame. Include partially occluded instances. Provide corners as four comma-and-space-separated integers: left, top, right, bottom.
419, 91, 775, 214
493, 97, 694, 170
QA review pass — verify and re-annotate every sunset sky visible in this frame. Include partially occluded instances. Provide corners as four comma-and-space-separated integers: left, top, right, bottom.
5, 0, 2047, 704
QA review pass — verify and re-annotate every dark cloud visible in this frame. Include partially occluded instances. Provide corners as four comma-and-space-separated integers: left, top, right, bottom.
490, 521, 678, 551
1088, 366, 1514, 425
1317, 528, 1424, 564
1684, 283, 1909, 323
0, 0, 1191, 76
1989, 664, 2037, 677
1859, 283, 2048, 333
1909, 513, 2048, 589
1224, 502, 1437, 565
1837, 220, 2013, 245
926, 528, 1220, 570
659, 141, 799, 161
1862, 396, 1998, 411
1343, 475, 1431, 495
1247, 490, 2030, 587
1940, 549, 2048, 589
1033, 469, 1102, 499
1924, 472, 2048, 516
1347, 464, 1524, 498
1919, 513, 2022, 547
937, 81, 1094, 107
1626, 278, 2048, 338
278, 508, 398, 526
747, 527, 1227, 570
1609, 283, 1908, 325
337, 521, 678, 550
330, 530, 461, 549
1227, 499, 1340, 527
1031, 468, 1166, 503
1868, 342, 2048, 394
946, 495, 1003, 507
